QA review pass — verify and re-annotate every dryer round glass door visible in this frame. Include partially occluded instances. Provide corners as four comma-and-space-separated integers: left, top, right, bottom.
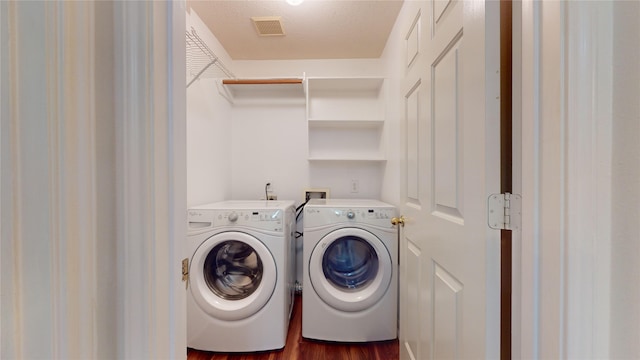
309, 228, 392, 312
322, 237, 379, 289
190, 231, 276, 321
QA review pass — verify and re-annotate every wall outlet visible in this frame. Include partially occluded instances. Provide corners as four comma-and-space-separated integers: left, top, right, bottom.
267, 194, 277, 200
350, 179, 359, 193
304, 188, 329, 202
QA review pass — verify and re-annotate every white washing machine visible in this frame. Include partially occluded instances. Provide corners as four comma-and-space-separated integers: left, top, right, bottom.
302, 199, 398, 342
187, 200, 296, 352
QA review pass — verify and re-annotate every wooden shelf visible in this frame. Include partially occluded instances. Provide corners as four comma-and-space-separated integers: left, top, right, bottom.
222, 78, 303, 85
308, 157, 387, 162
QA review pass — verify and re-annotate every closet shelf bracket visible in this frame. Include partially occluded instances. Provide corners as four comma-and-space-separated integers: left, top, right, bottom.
186, 27, 235, 88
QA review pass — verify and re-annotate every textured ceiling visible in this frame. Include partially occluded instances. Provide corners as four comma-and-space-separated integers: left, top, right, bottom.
187, 0, 404, 60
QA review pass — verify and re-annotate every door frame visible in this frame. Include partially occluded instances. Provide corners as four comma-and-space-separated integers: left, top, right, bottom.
113, 1, 187, 358
1, 1, 187, 358
513, 1, 614, 358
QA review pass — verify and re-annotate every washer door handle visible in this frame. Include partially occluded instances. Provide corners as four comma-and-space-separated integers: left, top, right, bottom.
182, 258, 189, 289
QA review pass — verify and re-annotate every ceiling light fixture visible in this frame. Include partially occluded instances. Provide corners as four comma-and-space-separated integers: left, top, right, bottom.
286, 0, 304, 6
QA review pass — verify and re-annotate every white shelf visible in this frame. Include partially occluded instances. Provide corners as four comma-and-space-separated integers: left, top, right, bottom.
308, 119, 384, 129
306, 77, 384, 121
306, 77, 386, 163
224, 83, 304, 97
222, 78, 305, 103
308, 157, 387, 162
307, 77, 384, 92
308, 124, 383, 160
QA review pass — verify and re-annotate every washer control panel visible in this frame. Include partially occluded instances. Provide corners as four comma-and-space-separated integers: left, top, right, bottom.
188, 209, 285, 233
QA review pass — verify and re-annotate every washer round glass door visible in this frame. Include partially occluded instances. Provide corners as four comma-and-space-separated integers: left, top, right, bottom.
190, 231, 276, 321
309, 227, 392, 312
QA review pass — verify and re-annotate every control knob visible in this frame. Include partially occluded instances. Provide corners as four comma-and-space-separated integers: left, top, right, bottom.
346, 211, 355, 219
228, 212, 238, 222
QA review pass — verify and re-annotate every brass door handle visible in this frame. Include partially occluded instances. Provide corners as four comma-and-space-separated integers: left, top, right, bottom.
391, 216, 405, 227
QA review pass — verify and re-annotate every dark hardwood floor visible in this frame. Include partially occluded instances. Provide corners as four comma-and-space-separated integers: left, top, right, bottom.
187, 295, 399, 360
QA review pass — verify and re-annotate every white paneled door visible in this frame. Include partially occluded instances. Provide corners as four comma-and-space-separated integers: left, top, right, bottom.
398, 1, 501, 359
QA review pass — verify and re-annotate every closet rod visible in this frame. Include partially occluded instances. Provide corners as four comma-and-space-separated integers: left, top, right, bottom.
222, 78, 303, 85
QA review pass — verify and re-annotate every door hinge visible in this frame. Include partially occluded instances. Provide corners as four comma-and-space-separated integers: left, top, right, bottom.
182, 258, 189, 290
488, 193, 521, 231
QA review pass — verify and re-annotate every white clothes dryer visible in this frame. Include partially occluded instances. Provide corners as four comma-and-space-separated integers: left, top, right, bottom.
187, 200, 296, 352
302, 199, 398, 342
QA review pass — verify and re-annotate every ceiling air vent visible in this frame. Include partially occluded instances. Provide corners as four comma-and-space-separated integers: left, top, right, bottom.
251, 16, 285, 36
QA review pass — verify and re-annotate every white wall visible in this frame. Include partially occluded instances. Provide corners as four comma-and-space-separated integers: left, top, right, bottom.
229, 58, 388, 206
230, 99, 307, 202
610, 1, 640, 357
1, 4, 57, 357
95, 2, 117, 357
1, 1, 187, 358
233, 59, 383, 78
187, 78, 232, 206
186, 9, 233, 207
377, 0, 408, 207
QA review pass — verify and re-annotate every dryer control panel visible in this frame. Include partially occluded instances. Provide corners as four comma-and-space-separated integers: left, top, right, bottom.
304, 206, 397, 228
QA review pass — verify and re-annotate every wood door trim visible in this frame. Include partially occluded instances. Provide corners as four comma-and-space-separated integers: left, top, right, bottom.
500, 0, 513, 359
